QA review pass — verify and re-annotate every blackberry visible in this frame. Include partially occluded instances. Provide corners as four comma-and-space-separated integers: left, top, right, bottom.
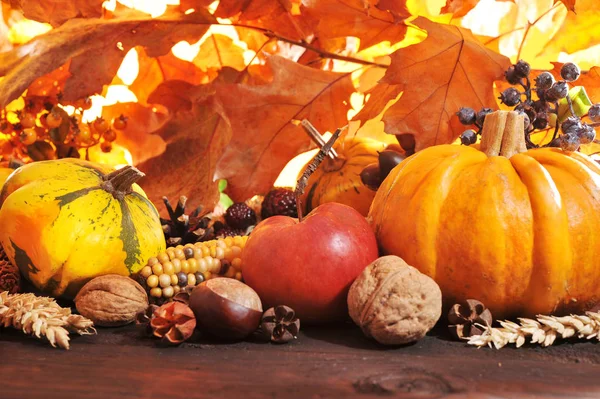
261, 188, 298, 219
225, 203, 256, 230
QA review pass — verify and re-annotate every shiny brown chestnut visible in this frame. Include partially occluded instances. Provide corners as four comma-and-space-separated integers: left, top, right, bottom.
189, 278, 263, 340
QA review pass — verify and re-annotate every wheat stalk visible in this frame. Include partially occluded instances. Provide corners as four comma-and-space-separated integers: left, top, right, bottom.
467, 311, 600, 349
0, 291, 96, 349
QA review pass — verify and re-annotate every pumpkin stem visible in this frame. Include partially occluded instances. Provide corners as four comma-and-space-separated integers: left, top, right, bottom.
295, 125, 344, 222
479, 111, 526, 157
101, 166, 145, 200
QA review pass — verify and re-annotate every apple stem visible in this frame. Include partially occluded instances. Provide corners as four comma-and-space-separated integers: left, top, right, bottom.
295, 124, 345, 222
301, 119, 338, 160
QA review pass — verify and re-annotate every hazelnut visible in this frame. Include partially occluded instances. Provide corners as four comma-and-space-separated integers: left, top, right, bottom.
75, 274, 149, 327
189, 278, 262, 340
347, 255, 442, 345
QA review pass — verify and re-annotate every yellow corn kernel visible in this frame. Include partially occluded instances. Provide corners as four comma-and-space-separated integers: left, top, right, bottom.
231, 246, 242, 258
146, 274, 159, 288
173, 285, 181, 294
201, 245, 210, 257
181, 261, 191, 274
203, 271, 212, 280
151, 263, 164, 276
215, 247, 225, 260
140, 266, 153, 278
198, 258, 208, 273
225, 267, 236, 278
210, 246, 216, 258
159, 274, 171, 288
235, 272, 242, 281
163, 286, 174, 298
224, 236, 233, 247
187, 259, 197, 273
147, 257, 159, 267
163, 261, 175, 275
217, 239, 227, 249
232, 258, 242, 270
157, 253, 169, 264
170, 274, 178, 286
173, 259, 182, 273
211, 257, 220, 272
150, 287, 162, 298
233, 236, 244, 247
166, 248, 176, 260
187, 273, 197, 286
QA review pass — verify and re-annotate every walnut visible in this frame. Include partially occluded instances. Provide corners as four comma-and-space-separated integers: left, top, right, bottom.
75, 274, 149, 327
347, 255, 442, 345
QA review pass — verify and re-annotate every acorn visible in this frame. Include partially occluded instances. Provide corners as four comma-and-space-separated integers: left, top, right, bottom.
189, 278, 263, 340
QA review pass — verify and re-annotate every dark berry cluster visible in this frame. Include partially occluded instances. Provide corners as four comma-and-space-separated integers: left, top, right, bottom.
457, 61, 600, 152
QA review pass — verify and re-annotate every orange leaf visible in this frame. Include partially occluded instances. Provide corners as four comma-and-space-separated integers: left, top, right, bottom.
2, 0, 104, 27
129, 48, 208, 106
137, 77, 234, 216
440, 0, 480, 18
193, 34, 246, 72
0, 8, 215, 108
368, 0, 410, 18
354, 17, 510, 151
214, 55, 356, 201
305, 0, 408, 50
556, 0, 576, 12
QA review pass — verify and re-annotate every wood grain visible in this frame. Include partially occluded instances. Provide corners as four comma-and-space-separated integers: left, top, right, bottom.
1, 324, 600, 398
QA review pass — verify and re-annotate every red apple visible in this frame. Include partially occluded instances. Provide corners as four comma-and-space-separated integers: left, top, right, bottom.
242, 202, 378, 323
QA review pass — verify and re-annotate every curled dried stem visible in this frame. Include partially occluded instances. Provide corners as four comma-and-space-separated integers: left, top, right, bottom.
294, 125, 345, 222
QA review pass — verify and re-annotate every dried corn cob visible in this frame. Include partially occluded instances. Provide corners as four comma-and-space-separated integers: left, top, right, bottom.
135, 236, 247, 302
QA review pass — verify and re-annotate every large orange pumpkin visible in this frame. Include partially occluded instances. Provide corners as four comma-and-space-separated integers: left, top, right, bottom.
369, 110, 600, 318
300, 137, 386, 216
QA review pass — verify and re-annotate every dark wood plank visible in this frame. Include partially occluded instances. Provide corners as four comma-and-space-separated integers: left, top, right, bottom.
1, 324, 600, 399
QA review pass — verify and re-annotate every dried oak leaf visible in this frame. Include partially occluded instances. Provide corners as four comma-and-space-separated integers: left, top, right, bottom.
193, 33, 247, 72
0, 8, 215, 108
129, 47, 209, 106
214, 55, 355, 201
354, 17, 510, 151
366, 0, 410, 18
137, 75, 234, 217
305, 0, 408, 50
1, 0, 104, 27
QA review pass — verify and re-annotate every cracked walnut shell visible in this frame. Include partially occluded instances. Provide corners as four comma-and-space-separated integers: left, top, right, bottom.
347, 256, 442, 345
75, 274, 149, 327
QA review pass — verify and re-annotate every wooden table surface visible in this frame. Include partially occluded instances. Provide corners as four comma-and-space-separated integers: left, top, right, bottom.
1, 322, 599, 399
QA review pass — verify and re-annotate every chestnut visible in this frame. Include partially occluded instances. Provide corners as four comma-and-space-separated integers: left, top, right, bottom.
189, 278, 263, 340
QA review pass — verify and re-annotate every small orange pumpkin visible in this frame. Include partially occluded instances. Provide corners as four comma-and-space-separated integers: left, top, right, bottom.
369, 110, 600, 318
300, 137, 387, 216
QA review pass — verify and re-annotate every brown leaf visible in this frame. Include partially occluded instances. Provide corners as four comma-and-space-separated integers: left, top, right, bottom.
354, 17, 510, 151
2, 0, 104, 27
137, 75, 235, 217
193, 34, 246, 72
556, 0, 576, 12
0, 8, 215, 108
215, 55, 355, 201
129, 48, 208, 106
366, 0, 410, 18
305, 0, 408, 50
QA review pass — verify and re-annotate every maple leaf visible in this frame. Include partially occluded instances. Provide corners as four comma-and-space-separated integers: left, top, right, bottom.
136, 77, 234, 216
0, 8, 215, 108
354, 17, 510, 151
1, 0, 104, 27
541, 0, 600, 65
440, 0, 480, 18
214, 55, 356, 201
305, 0, 408, 50
368, 0, 410, 18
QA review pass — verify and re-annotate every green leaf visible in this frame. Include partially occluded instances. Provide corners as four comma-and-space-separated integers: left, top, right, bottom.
557, 86, 593, 124
218, 179, 228, 192
218, 179, 233, 208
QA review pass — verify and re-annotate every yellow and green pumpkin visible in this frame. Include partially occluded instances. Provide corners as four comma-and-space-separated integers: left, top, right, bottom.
300, 137, 387, 216
0, 158, 165, 298
369, 111, 600, 318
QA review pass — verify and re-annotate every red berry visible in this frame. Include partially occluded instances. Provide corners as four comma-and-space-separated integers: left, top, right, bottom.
46, 111, 62, 128
19, 128, 37, 145
112, 115, 128, 130
103, 129, 117, 142
19, 113, 36, 129
93, 117, 109, 133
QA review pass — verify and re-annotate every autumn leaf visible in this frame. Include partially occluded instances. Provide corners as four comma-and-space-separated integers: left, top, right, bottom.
440, 0, 480, 18
556, 0, 576, 12
354, 17, 510, 151
0, 8, 215, 108
214, 55, 356, 201
129, 48, 208, 106
193, 34, 246, 72
305, 0, 408, 50
137, 77, 234, 216
1, 0, 104, 27
540, 0, 600, 68
369, 0, 410, 18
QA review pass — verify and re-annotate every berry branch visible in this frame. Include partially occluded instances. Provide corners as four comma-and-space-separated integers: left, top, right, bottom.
458, 60, 600, 152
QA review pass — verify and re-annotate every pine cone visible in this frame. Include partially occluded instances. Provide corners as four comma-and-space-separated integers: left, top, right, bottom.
0, 244, 20, 294
161, 196, 215, 247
